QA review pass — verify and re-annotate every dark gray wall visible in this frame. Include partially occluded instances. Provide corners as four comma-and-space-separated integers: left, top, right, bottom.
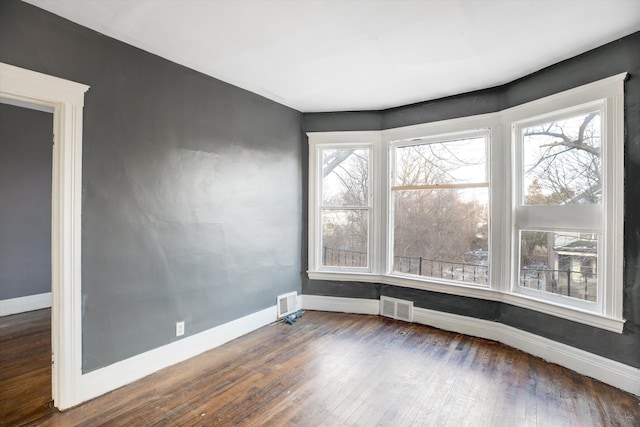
303, 31, 640, 369
0, 1, 302, 372
0, 103, 52, 301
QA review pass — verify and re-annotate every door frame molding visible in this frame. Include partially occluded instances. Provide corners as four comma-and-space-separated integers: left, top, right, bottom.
0, 62, 89, 409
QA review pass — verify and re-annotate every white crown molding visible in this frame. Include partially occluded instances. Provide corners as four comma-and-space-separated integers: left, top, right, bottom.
302, 295, 639, 396
0, 292, 52, 316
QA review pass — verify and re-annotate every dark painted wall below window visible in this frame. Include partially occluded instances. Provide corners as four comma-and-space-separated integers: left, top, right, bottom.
0, 104, 52, 301
303, 31, 640, 369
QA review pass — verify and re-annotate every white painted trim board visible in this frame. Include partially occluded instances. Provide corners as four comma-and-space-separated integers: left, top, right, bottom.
302, 294, 380, 315
0, 292, 52, 316
79, 305, 277, 404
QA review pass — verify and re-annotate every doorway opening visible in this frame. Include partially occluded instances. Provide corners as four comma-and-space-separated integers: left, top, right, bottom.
0, 62, 89, 410
0, 102, 54, 424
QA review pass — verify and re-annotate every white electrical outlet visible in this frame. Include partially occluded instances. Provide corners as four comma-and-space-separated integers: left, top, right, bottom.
176, 321, 185, 337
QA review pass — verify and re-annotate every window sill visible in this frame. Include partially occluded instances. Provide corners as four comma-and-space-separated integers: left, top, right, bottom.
306, 270, 625, 333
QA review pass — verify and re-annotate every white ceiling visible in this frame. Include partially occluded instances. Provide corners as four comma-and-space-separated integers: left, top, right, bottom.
24, 0, 640, 112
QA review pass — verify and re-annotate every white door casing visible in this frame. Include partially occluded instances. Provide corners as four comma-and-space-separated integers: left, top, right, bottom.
0, 62, 88, 409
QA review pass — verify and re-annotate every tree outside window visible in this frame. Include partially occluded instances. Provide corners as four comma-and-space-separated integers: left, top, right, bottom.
518, 110, 601, 301
391, 135, 489, 285
320, 148, 370, 268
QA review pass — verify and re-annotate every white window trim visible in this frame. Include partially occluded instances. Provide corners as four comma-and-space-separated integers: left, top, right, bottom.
504, 73, 626, 327
388, 127, 492, 287
511, 102, 605, 314
308, 131, 382, 274
316, 142, 374, 273
307, 73, 626, 333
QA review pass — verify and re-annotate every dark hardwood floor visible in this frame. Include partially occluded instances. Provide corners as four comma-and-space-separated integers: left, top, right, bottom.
3, 310, 639, 426
0, 308, 53, 427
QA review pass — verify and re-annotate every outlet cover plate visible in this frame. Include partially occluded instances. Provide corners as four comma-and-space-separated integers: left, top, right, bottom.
176, 321, 185, 337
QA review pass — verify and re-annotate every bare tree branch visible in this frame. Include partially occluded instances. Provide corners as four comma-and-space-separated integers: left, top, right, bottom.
525, 130, 572, 144
578, 111, 599, 146
323, 149, 354, 178
538, 139, 600, 156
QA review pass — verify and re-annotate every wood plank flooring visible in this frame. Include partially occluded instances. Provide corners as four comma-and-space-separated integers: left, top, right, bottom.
0, 308, 53, 427
4, 310, 639, 426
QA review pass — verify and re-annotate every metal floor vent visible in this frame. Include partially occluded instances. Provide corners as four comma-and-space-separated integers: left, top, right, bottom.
277, 291, 298, 318
380, 296, 414, 322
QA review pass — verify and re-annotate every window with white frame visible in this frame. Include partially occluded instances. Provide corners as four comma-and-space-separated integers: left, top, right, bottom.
314, 143, 373, 271
390, 131, 490, 285
513, 105, 603, 310
307, 73, 625, 332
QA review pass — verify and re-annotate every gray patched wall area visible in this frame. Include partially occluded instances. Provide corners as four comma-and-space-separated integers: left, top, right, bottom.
0, 0, 302, 372
0, 103, 52, 301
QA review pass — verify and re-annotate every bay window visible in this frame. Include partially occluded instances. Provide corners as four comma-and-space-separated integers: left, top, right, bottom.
307, 73, 625, 332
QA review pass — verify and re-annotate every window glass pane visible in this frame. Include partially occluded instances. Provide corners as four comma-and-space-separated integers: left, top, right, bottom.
392, 187, 489, 285
321, 209, 368, 268
522, 111, 601, 205
395, 137, 486, 186
519, 230, 597, 302
322, 148, 369, 206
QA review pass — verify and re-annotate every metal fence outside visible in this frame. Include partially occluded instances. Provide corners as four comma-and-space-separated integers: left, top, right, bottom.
520, 268, 597, 302
322, 247, 597, 301
323, 246, 488, 285
323, 246, 368, 268
392, 255, 489, 285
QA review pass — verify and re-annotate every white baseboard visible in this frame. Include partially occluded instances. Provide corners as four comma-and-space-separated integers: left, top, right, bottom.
302, 295, 640, 396
302, 294, 379, 315
413, 307, 639, 396
0, 292, 52, 316
79, 305, 277, 404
